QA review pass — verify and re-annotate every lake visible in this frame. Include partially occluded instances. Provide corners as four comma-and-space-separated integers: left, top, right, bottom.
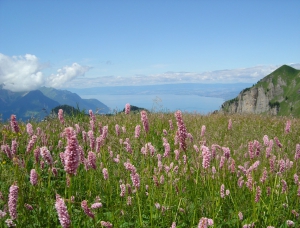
80, 94, 224, 114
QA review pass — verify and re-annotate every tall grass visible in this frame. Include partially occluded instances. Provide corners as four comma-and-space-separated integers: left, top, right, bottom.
0, 110, 300, 227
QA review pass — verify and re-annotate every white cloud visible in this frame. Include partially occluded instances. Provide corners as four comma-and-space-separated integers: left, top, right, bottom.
67, 64, 286, 88
0, 53, 45, 92
0, 53, 91, 92
46, 63, 91, 88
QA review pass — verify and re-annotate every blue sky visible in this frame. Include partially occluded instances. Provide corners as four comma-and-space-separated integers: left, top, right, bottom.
0, 0, 300, 91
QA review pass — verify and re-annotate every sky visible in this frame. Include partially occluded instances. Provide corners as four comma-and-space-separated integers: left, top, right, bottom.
0, 0, 300, 92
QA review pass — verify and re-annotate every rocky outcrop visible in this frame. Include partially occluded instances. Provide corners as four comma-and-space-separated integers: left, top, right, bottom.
220, 65, 300, 116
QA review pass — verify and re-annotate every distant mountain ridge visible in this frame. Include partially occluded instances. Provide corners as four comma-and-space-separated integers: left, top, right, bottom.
0, 86, 110, 121
220, 65, 300, 117
38, 87, 110, 114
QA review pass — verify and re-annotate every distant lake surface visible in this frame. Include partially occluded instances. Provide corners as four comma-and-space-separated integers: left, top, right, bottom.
80, 94, 224, 114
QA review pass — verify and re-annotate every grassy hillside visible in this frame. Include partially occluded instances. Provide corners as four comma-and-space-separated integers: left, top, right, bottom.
255, 65, 300, 116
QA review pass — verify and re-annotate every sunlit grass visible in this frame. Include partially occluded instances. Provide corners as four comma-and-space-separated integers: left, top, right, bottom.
0, 110, 300, 227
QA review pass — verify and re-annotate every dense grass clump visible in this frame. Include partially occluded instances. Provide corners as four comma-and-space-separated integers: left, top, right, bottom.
1, 110, 300, 227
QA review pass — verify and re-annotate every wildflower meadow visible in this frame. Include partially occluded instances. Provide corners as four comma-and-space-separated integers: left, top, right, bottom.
1, 105, 300, 227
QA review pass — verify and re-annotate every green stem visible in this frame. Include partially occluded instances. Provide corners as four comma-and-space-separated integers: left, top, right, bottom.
136, 190, 143, 227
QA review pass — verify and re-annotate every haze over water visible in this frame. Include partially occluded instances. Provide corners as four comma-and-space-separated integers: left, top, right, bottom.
81, 94, 224, 114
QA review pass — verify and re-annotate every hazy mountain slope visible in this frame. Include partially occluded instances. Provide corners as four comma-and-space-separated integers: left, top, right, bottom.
220, 65, 300, 116
0, 89, 60, 121
38, 87, 110, 114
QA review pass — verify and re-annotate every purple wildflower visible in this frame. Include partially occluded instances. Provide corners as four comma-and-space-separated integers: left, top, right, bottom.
8, 184, 19, 220
64, 127, 80, 175
102, 168, 109, 180
10, 115, 19, 133
88, 151, 96, 169
141, 110, 149, 133
58, 109, 64, 124
55, 194, 71, 228
30, 169, 38, 186
125, 103, 130, 114
285, 120, 291, 133
40, 146, 53, 166
26, 123, 33, 136
175, 110, 188, 151
81, 200, 94, 218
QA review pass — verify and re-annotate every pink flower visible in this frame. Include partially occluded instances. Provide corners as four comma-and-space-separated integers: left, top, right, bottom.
58, 109, 64, 124
96, 136, 104, 153
127, 196, 132, 206
141, 110, 149, 133
163, 142, 170, 158
100, 221, 113, 228
219, 156, 225, 169
281, 179, 287, 194
24, 203, 33, 210
8, 184, 19, 220
1, 144, 12, 159
238, 211, 243, 220
91, 202, 103, 209
30, 169, 38, 186
102, 168, 109, 180
222, 147, 230, 159
88, 151, 97, 169
285, 120, 291, 133
11, 140, 18, 157
135, 125, 141, 138
274, 137, 283, 148
295, 144, 300, 160
10, 115, 19, 133
201, 146, 211, 169
102, 126, 108, 139
171, 222, 176, 228
40, 146, 53, 166
286, 220, 294, 227
125, 103, 131, 114
255, 186, 261, 202
26, 135, 37, 153
260, 167, 268, 183
263, 135, 269, 146
55, 194, 71, 228
120, 184, 126, 197
198, 217, 214, 227
175, 110, 188, 151
64, 127, 80, 175
123, 138, 133, 153
220, 184, 225, 198
131, 173, 140, 188
87, 130, 95, 150
26, 123, 33, 136
81, 200, 94, 218
115, 124, 120, 136
201, 125, 206, 137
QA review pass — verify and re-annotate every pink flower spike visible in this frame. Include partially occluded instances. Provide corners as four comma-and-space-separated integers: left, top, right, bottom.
125, 103, 131, 114
10, 114, 20, 133
55, 194, 71, 228
81, 200, 94, 218
40, 146, 53, 166
141, 110, 149, 133
8, 184, 19, 220
58, 109, 64, 124
30, 169, 38, 186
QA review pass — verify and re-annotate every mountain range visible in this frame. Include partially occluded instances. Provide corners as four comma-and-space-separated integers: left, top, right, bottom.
220, 65, 300, 117
0, 86, 110, 121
